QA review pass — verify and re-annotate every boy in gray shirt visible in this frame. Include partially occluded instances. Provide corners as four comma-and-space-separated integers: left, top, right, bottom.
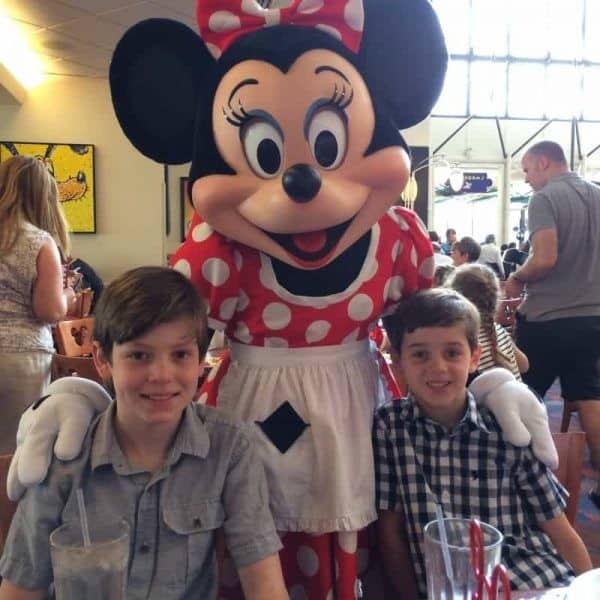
0, 267, 286, 600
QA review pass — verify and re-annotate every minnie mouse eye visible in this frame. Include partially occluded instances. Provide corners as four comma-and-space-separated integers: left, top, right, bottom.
308, 108, 347, 170
241, 119, 284, 179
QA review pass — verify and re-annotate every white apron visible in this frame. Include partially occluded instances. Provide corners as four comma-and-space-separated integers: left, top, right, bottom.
216, 339, 382, 533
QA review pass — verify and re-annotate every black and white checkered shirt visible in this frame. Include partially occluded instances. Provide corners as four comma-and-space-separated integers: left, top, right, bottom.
373, 393, 574, 597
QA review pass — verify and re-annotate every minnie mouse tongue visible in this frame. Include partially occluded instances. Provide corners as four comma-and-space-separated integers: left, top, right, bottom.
291, 230, 327, 253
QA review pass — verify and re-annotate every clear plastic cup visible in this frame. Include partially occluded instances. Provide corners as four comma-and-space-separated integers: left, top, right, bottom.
423, 517, 503, 599
50, 518, 129, 600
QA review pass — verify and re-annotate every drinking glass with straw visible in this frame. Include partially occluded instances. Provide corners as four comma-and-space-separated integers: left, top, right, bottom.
76, 488, 91, 547
435, 503, 455, 597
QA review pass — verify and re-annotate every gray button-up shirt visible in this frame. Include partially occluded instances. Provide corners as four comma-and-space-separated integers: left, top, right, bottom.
0, 403, 282, 599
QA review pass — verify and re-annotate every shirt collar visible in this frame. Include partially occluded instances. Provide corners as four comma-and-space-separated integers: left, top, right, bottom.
91, 403, 211, 474
407, 391, 490, 435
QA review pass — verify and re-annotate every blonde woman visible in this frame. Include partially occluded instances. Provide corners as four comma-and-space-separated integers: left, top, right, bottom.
0, 156, 74, 453
447, 263, 529, 379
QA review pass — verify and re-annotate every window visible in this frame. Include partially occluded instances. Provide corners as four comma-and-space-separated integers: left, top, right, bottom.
431, 0, 600, 120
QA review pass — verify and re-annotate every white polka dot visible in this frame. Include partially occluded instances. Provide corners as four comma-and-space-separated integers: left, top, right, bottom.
391, 240, 402, 262
191, 222, 213, 243
233, 250, 242, 271
234, 321, 252, 344
265, 337, 289, 348
388, 276, 405, 301
172, 259, 191, 279
259, 263, 275, 289
410, 246, 418, 267
208, 10, 241, 33
348, 294, 374, 321
383, 278, 391, 302
357, 548, 369, 574
342, 328, 359, 343
316, 24, 342, 40
298, 0, 323, 13
344, 0, 364, 30
337, 531, 357, 553
363, 258, 378, 281
297, 545, 319, 577
289, 584, 308, 600
263, 302, 292, 330
206, 365, 219, 383
419, 256, 436, 279
219, 297, 237, 320
205, 42, 221, 59
237, 289, 249, 312
202, 258, 229, 286
220, 556, 239, 587
305, 320, 331, 343
197, 391, 208, 404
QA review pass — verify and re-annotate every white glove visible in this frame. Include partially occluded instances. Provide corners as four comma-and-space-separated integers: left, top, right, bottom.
469, 368, 558, 470
7, 377, 112, 501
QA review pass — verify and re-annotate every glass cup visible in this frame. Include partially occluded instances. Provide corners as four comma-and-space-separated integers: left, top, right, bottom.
50, 518, 130, 600
423, 517, 503, 600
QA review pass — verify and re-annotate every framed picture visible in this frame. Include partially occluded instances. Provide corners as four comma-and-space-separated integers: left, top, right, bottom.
180, 177, 195, 241
0, 141, 96, 233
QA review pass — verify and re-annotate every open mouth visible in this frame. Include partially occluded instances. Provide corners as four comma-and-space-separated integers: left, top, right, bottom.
266, 218, 353, 265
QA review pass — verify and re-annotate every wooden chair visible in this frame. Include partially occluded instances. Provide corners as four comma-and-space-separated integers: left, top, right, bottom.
51, 354, 103, 384
54, 317, 95, 357
551, 431, 586, 525
70, 288, 94, 318
495, 297, 522, 337
0, 454, 17, 558
560, 402, 578, 433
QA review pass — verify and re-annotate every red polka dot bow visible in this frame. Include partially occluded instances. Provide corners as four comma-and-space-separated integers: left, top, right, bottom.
196, 0, 365, 59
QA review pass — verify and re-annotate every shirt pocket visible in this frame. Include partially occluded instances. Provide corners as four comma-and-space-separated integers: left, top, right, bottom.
163, 499, 225, 588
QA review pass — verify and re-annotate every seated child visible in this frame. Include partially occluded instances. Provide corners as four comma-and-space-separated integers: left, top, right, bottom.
0, 266, 287, 600
373, 288, 591, 598
447, 263, 529, 379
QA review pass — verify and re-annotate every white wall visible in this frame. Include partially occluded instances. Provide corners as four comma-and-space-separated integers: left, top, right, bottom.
0, 75, 165, 282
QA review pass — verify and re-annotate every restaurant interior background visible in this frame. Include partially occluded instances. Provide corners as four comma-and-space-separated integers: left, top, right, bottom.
1, 0, 600, 282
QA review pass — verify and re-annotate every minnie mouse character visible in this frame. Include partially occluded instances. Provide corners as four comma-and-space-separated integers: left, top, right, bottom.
8, 1, 558, 598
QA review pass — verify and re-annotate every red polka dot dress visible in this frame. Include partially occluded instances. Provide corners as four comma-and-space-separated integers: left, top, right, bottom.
171, 206, 433, 598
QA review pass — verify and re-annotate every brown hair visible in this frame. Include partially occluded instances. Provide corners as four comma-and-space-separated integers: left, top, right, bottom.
383, 288, 480, 354
447, 263, 512, 370
93, 266, 209, 361
452, 236, 481, 262
0, 155, 70, 255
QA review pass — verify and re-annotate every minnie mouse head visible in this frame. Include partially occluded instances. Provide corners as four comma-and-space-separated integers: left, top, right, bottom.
110, 0, 446, 284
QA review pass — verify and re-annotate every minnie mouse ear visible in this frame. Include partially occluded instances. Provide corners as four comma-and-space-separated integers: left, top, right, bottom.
110, 19, 214, 164
359, 0, 447, 130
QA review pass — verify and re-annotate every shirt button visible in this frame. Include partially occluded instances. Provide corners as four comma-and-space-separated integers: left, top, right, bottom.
441, 490, 451, 503
193, 517, 202, 527
140, 543, 151, 554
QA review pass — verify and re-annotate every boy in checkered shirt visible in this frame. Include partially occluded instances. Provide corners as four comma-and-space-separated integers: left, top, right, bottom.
373, 288, 591, 597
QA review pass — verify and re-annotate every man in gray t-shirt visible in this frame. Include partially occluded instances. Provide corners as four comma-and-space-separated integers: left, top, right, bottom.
505, 140, 600, 509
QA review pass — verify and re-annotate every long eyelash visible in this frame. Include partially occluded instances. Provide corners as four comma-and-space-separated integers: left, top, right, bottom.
327, 83, 354, 110
222, 99, 252, 128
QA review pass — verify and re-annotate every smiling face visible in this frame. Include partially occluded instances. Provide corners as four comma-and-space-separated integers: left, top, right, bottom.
93, 318, 202, 437
192, 48, 410, 270
392, 324, 481, 428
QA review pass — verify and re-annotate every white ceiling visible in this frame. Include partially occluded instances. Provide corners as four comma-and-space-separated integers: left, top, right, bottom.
0, 0, 197, 79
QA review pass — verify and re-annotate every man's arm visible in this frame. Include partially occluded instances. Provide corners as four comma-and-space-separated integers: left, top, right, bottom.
0, 580, 45, 600
377, 510, 419, 598
504, 227, 557, 297
238, 554, 288, 600
538, 513, 592, 575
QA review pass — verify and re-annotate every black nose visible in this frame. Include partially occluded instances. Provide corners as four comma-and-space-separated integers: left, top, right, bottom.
282, 164, 321, 203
